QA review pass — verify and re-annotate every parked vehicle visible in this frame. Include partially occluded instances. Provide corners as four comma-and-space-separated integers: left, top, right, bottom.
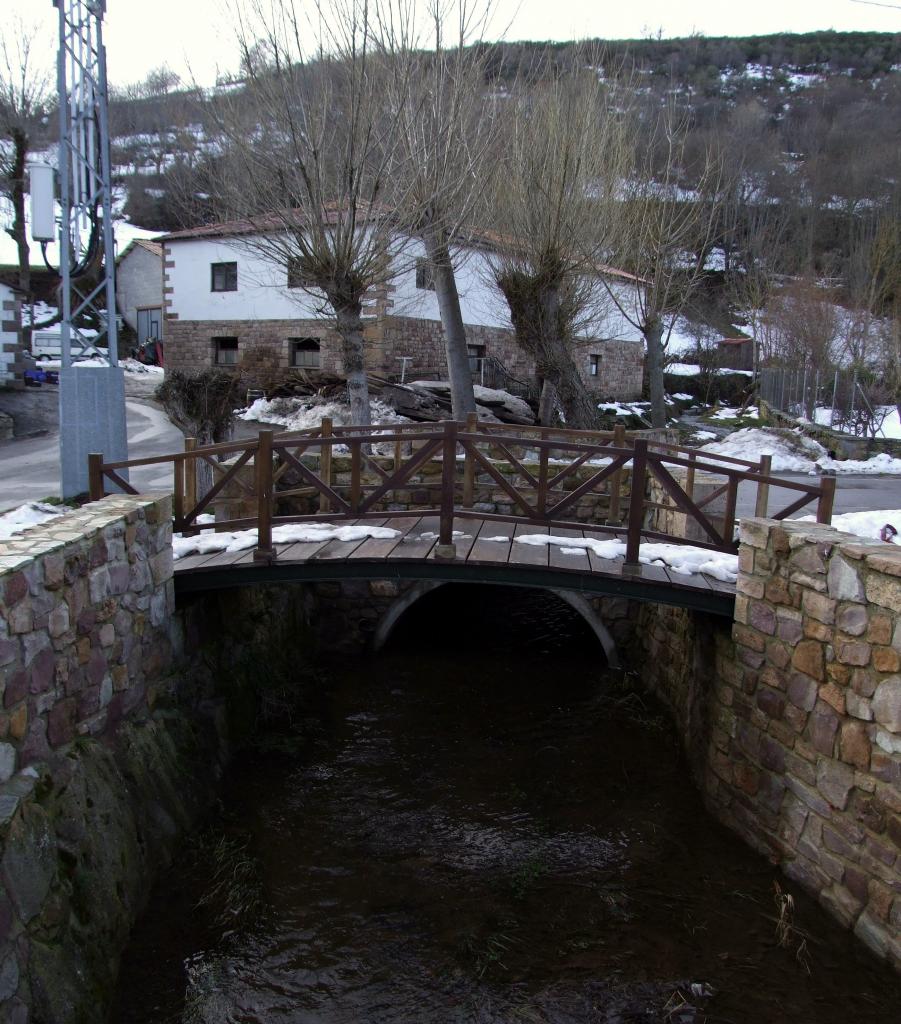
22, 354, 59, 387
31, 329, 107, 362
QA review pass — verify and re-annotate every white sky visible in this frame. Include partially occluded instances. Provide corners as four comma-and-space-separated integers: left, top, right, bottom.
5, 1, 900, 89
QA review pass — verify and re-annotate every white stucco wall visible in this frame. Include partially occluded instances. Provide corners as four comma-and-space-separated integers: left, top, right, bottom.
164, 233, 517, 327
164, 231, 645, 344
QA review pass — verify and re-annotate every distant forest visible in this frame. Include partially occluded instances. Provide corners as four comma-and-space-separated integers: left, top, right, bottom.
483, 31, 901, 85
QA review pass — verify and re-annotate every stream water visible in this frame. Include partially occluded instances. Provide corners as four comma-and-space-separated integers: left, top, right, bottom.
113, 586, 900, 1023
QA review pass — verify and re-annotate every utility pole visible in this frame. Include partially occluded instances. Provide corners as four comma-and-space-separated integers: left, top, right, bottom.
51, 0, 128, 497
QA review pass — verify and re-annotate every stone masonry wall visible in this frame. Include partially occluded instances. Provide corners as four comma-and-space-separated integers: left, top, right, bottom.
0, 496, 176, 770
0, 498, 322, 1021
636, 518, 901, 970
164, 313, 645, 401
0, 496, 191, 1021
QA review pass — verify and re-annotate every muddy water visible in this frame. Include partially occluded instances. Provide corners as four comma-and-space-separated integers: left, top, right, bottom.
114, 586, 900, 1023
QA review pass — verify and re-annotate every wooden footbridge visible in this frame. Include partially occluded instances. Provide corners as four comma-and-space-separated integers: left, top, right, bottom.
88, 418, 835, 617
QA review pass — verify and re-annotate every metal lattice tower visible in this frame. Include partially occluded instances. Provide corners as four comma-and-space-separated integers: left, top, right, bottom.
54, 0, 118, 366
53, 0, 128, 498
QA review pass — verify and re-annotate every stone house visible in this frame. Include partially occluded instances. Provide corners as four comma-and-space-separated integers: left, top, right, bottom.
116, 239, 164, 351
158, 221, 645, 400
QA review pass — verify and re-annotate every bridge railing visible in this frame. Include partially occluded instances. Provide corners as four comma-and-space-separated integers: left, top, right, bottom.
88, 418, 834, 565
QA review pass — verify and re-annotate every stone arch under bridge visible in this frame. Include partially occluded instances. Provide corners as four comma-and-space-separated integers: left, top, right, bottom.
370, 580, 621, 667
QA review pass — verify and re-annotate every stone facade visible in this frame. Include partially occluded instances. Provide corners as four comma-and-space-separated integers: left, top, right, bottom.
636, 518, 901, 969
1, 285, 24, 388
163, 312, 645, 402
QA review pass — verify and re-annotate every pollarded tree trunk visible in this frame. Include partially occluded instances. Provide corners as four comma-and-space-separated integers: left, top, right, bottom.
537, 380, 557, 425
335, 301, 371, 426
540, 351, 601, 429
538, 286, 600, 430
644, 318, 667, 428
422, 227, 477, 418
8, 129, 31, 296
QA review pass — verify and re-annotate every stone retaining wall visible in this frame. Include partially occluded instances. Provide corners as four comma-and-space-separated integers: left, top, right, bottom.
0, 496, 176, 773
635, 518, 901, 969
0, 497, 321, 1022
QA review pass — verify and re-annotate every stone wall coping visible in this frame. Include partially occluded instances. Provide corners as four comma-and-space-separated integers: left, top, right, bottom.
0, 494, 172, 574
739, 515, 897, 555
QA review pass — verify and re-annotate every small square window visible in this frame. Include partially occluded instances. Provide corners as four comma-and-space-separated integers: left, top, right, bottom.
211, 262, 237, 292
415, 257, 436, 291
290, 337, 321, 369
213, 336, 238, 365
589, 354, 600, 377
467, 344, 485, 374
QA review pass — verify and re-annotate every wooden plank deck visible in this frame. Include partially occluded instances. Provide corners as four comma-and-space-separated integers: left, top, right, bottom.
173, 516, 737, 616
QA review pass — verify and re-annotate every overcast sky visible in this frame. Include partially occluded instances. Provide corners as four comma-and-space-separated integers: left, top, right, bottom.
8, 1, 901, 89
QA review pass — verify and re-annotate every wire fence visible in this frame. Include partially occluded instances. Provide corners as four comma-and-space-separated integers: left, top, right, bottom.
758, 367, 889, 438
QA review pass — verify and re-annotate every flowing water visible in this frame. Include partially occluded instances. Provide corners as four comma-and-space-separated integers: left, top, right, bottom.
114, 586, 900, 1023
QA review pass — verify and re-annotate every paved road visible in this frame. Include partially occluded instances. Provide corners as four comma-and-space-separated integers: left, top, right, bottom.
0, 399, 183, 512
736, 473, 901, 519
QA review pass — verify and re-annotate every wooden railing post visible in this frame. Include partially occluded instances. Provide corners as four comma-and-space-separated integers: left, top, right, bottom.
88, 454, 104, 501
537, 441, 549, 518
685, 451, 696, 502
607, 423, 625, 525
722, 475, 739, 549
350, 440, 361, 513
254, 429, 275, 563
817, 475, 836, 525
755, 454, 772, 519
462, 411, 478, 509
183, 438, 198, 535
437, 420, 457, 560
624, 439, 647, 569
319, 417, 333, 514
173, 457, 185, 529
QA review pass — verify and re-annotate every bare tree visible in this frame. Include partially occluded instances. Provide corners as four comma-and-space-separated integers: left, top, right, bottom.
207, 0, 418, 425
868, 203, 901, 418
485, 66, 631, 428
767, 275, 840, 370
0, 18, 51, 296
604, 104, 724, 428
380, 1, 499, 418
727, 199, 791, 376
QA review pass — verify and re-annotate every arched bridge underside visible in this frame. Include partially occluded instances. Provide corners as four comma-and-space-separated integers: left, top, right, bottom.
173, 516, 736, 618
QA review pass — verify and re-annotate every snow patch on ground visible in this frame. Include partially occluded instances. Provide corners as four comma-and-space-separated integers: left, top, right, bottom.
0, 502, 64, 540
239, 396, 409, 431
700, 428, 901, 475
173, 522, 401, 560
666, 362, 753, 378
41, 357, 164, 376
796, 509, 901, 544
709, 406, 759, 421
814, 406, 901, 440
513, 533, 739, 582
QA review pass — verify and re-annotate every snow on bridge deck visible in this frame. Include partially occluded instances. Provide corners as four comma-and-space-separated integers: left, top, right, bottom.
173, 515, 736, 616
